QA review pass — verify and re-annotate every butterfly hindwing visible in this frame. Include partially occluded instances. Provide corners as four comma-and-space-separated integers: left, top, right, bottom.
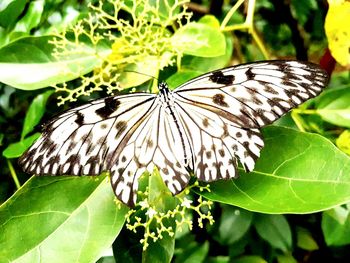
110, 101, 192, 206
174, 96, 264, 180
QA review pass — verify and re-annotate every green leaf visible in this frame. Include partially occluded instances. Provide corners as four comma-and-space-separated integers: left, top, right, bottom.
0, 36, 107, 90
207, 256, 230, 263
143, 231, 175, 263
0, 175, 128, 263
166, 70, 203, 89
97, 256, 116, 263
112, 228, 142, 263
148, 169, 178, 211
276, 254, 298, 263
181, 34, 233, 72
233, 256, 267, 263
0, 0, 27, 28
12, 0, 44, 34
199, 126, 350, 213
152, 0, 181, 21
296, 227, 319, 250
322, 205, 350, 246
218, 206, 253, 245
22, 89, 54, 139
336, 130, 350, 155
254, 214, 292, 252
142, 170, 177, 262
172, 22, 226, 57
315, 85, 350, 128
291, 0, 317, 25
2, 133, 40, 158
118, 58, 158, 89
198, 15, 221, 28
175, 241, 209, 263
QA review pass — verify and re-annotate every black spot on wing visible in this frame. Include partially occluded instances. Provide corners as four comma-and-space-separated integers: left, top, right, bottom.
75, 112, 84, 125
209, 71, 235, 85
245, 68, 255, 79
162, 167, 169, 175
146, 139, 153, 148
115, 121, 127, 139
212, 94, 229, 107
202, 118, 209, 127
95, 97, 120, 118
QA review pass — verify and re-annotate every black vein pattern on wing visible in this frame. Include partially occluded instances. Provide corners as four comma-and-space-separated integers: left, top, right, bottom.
174, 60, 328, 93
20, 94, 157, 175
175, 92, 260, 128
105, 98, 158, 169
174, 100, 242, 181
220, 87, 282, 120
174, 100, 253, 155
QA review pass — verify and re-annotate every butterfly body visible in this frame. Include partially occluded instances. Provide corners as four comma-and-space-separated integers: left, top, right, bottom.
19, 60, 329, 207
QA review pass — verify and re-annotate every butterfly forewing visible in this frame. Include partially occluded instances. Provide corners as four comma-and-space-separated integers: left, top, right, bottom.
19, 94, 157, 176
175, 61, 328, 128
19, 60, 329, 207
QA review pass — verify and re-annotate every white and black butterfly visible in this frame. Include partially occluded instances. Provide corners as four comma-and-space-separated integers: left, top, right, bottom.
19, 60, 329, 207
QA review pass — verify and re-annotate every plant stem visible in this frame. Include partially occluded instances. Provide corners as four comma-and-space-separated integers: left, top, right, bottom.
220, 0, 269, 59
7, 159, 21, 189
220, 0, 245, 30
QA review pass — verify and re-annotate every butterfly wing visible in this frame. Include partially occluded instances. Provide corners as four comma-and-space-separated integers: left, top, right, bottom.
173, 60, 328, 179
19, 93, 161, 204
175, 60, 328, 128
19, 91, 192, 207
19, 60, 329, 206
109, 101, 192, 206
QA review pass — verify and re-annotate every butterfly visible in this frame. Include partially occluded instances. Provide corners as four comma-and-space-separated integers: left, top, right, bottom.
19, 60, 329, 207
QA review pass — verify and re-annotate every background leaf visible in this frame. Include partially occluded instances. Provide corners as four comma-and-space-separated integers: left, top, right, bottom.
172, 22, 226, 57
315, 85, 350, 128
0, 0, 27, 29
254, 214, 292, 252
2, 132, 40, 158
217, 206, 253, 245
21, 89, 53, 139
321, 205, 350, 246
0, 36, 108, 90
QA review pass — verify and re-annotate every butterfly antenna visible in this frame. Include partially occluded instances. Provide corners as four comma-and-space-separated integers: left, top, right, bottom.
123, 70, 159, 81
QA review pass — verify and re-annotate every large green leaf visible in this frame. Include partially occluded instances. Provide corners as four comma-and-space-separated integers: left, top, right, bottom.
199, 126, 350, 214
0, 175, 128, 263
0, 36, 108, 90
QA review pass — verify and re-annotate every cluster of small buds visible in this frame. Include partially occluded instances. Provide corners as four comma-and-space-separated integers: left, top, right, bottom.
48, 0, 192, 105
125, 182, 214, 251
